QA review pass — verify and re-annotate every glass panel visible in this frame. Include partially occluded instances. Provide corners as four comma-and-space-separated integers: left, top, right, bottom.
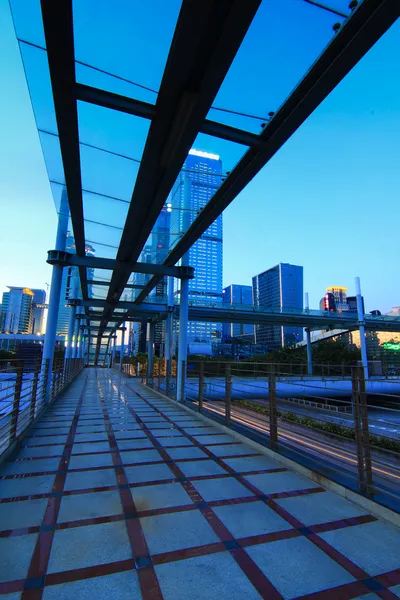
209, 0, 346, 129
9, 0, 46, 47
72, 0, 182, 93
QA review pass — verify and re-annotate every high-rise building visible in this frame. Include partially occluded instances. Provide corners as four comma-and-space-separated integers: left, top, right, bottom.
326, 286, 348, 311
30, 289, 46, 334
222, 284, 254, 341
171, 149, 223, 343
1, 287, 35, 334
252, 263, 303, 349
56, 235, 95, 336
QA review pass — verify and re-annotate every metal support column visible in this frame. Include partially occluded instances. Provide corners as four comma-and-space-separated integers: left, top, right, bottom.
111, 334, 116, 368
305, 293, 313, 376
147, 322, 155, 384
65, 276, 78, 360
165, 276, 174, 395
355, 277, 368, 380
176, 277, 189, 402
119, 326, 126, 372
73, 315, 80, 359
176, 175, 191, 403
42, 191, 69, 399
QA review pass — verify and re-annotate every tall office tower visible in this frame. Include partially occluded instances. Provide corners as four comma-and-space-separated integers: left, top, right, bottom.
252, 263, 304, 349
222, 284, 254, 341
171, 149, 223, 342
1, 287, 35, 334
326, 286, 348, 310
56, 235, 95, 336
30, 289, 46, 334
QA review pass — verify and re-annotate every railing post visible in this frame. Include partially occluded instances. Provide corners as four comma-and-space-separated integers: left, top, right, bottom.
43, 359, 50, 405
198, 362, 204, 413
268, 365, 278, 449
10, 364, 23, 443
29, 363, 39, 424
225, 364, 231, 425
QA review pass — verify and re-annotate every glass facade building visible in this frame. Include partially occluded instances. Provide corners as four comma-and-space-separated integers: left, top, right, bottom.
171, 149, 223, 342
31, 289, 46, 334
222, 284, 254, 341
1, 287, 34, 334
252, 263, 304, 349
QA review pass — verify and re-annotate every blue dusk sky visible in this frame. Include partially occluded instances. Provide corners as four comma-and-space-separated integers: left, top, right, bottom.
0, 0, 399, 313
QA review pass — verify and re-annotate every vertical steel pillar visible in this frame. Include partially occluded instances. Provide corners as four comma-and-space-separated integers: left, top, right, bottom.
42, 190, 69, 399
355, 277, 368, 380
72, 315, 80, 359
147, 322, 155, 383
305, 293, 313, 376
119, 326, 126, 371
112, 334, 116, 367
176, 175, 191, 403
176, 277, 189, 402
165, 276, 174, 394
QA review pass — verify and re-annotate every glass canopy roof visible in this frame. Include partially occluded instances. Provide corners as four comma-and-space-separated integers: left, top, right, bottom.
9, 0, 397, 357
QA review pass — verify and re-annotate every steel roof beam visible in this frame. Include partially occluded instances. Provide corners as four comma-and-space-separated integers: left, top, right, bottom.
40, 0, 88, 306
95, 0, 262, 360
134, 0, 400, 307
77, 83, 263, 147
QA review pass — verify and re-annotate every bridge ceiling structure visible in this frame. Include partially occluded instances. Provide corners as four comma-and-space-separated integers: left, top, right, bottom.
10, 0, 400, 362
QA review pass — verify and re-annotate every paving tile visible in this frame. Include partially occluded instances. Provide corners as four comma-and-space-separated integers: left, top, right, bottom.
191, 476, 255, 502
141, 508, 219, 555
166, 447, 207, 460
244, 471, 319, 495
131, 482, 192, 511
47, 521, 132, 573
120, 449, 162, 465
73, 433, 109, 443
208, 443, 261, 458
0, 458, 60, 476
114, 431, 147, 440
319, 520, 400, 576
69, 453, 113, 470
64, 468, 117, 491
71, 442, 111, 455
176, 459, 227, 478
276, 490, 369, 526
124, 463, 175, 484
0, 474, 56, 498
0, 497, 48, 530
193, 434, 236, 445
389, 585, 400, 597
42, 569, 142, 599
0, 533, 38, 582
152, 430, 185, 438
58, 490, 123, 523
213, 500, 292, 539
247, 536, 355, 599
157, 437, 194, 447
117, 438, 154, 450
155, 551, 262, 600
221, 455, 283, 473
24, 435, 68, 446
18, 445, 65, 458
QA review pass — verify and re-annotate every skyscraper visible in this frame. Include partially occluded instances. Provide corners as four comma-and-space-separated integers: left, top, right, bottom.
56, 235, 95, 336
222, 284, 254, 341
31, 289, 46, 334
1, 287, 35, 334
252, 263, 303, 349
171, 149, 223, 342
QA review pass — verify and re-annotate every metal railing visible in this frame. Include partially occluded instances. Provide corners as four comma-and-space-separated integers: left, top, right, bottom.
130, 359, 400, 513
0, 357, 84, 460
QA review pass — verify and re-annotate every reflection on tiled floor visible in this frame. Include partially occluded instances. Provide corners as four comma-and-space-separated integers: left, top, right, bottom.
1, 369, 400, 600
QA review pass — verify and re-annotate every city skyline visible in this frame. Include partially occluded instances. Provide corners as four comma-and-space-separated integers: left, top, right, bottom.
1, 2, 400, 315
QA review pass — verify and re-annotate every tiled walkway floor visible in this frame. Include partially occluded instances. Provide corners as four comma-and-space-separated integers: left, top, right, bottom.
1, 369, 400, 600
